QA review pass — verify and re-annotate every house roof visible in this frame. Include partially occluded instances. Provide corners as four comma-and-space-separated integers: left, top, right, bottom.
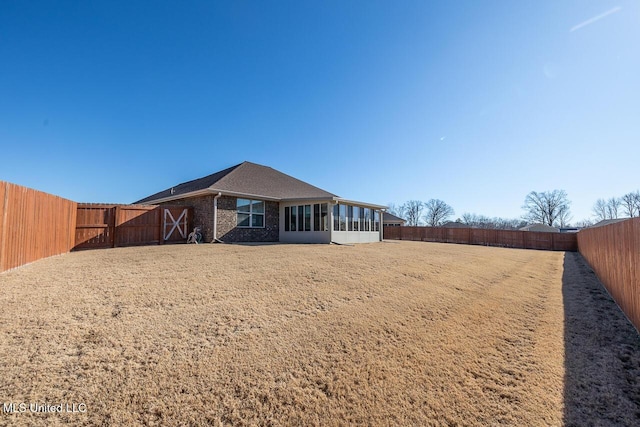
591, 218, 629, 228
383, 212, 406, 223
135, 161, 339, 204
519, 223, 559, 233
442, 221, 470, 228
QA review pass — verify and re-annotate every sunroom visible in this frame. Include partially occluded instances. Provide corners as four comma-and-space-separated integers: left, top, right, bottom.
279, 200, 385, 244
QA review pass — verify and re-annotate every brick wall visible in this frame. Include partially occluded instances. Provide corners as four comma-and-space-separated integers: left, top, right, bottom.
159, 195, 215, 242
217, 196, 279, 242
160, 195, 279, 243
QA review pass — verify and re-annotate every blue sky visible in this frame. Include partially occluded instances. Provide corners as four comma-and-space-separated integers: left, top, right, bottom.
1, 1, 638, 223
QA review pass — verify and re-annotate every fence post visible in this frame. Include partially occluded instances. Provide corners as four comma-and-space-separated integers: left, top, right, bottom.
113, 206, 120, 248
159, 207, 165, 245
69, 202, 77, 252
0, 182, 8, 272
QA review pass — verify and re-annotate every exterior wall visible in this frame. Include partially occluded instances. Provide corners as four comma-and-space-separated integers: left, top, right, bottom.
160, 195, 278, 243
161, 195, 383, 244
217, 196, 279, 242
331, 231, 381, 244
327, 202, 383, 244
280, 231, 331, 244
279, 202, 331, 244
159, 195, 215, 242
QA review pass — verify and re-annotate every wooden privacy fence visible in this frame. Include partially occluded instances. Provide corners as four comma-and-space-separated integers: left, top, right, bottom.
578, 218, 640, 331
383, 226, 578, 251
75, 204, 193, 250
0, 181, 77, 273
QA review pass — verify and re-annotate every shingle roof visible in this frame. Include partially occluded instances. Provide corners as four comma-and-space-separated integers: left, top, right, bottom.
519, 223, 559, 232
442, 221, 470, 228
135, 161, 337, 204
383, 212, 406, 223
591, 218, 629, 228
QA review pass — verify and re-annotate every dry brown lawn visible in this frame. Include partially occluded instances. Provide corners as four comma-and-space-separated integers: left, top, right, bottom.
1, 241, 639, 426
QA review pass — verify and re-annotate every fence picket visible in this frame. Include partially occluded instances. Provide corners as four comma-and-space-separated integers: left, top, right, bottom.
578, 218, 640, 332
383, 226, 577, 251
0, 182, 77, 273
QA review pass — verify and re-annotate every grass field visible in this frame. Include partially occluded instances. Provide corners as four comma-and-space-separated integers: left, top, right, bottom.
1, 241, 639, 426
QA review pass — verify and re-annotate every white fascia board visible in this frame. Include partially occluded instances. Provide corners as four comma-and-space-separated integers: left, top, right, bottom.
210, 189, 281, 202
334, 198, 388, 210
141, 188, 282, 205
280, 197, 336, 204
139, 189, 213, 205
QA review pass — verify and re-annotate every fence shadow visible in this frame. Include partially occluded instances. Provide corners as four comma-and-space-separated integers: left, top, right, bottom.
562, 252, 640, 426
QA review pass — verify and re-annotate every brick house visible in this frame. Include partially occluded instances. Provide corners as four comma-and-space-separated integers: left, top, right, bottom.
135, 162, 385, 244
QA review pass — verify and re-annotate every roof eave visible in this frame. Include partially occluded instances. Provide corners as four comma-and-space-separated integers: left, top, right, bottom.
334, 198, 388, 210
139, 188, 284, 204
280, 196, 337, 204
209, 188, 281, 202
136, 188, 213, 205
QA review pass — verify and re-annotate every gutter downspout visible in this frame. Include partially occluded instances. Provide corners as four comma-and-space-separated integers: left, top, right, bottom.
213, 192, 222, 243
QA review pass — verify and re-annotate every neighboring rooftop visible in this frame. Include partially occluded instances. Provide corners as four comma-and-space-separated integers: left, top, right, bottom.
519, 223, 560, 233
135, 161, 338, 204
442, 221, 470, 228
591, 218, 630, 228
382, 212, 406, 224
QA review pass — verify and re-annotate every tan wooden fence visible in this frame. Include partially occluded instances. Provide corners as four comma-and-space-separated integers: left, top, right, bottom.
74, 204, 193, 250
383, 226, 578, 251
0, 181, 77, 273
577, 218, 640, 331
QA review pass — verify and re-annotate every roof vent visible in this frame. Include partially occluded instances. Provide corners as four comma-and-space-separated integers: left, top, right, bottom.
170, 187, 175, 195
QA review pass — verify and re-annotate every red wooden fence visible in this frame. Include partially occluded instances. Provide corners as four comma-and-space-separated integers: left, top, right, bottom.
74, 204, 192, 250
0, 181, 77, 272
383, 226, 578, 251
577, 218, 640, 331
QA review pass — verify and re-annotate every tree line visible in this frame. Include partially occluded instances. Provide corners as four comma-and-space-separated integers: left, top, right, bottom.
387, 199, 455, 227
388, 190, 572, 228
388, 188, 640, 229
592, 191, 640, 221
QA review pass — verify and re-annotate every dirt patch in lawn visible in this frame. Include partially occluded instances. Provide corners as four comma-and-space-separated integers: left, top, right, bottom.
1, 241, 638, 426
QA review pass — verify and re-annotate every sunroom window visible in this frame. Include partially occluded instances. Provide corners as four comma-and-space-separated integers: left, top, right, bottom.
285, 204, 314, 232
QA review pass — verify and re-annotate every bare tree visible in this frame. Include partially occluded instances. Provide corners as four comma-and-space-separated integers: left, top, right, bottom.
401, 200, 423, 226
495, 218, 528, 230
621, 191, 640, 218
462, 212, 526, 230
522, 190, 571, 227
558, 207, 573, 228
386, 202, 404, 218
606, 197, 621, 219
461, 212, 476, 226
592, 198, 608, 221
462, 212, 492, 228
574, 218, 594, 228
423, 199, 454, 227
